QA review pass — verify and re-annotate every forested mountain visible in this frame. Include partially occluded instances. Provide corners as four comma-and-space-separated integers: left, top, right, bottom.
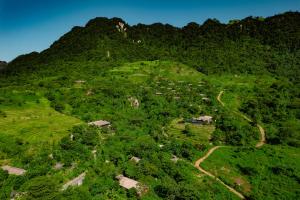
0, 61, 7, 70
0, 12, 299, 200
4, 12, 300, 82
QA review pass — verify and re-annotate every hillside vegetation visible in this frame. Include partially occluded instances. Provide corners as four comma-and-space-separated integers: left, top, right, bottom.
0, 12, 299, 200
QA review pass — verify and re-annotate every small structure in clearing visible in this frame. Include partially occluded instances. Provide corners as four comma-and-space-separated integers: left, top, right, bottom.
88, 120, 110, 127
1, 165, 26, 176
187, 116, 213, 125
54, 163, 64, 170
62, 172, 86, 190
116, 175, 148, 196
116, 175, 139, 190
130, 156, 141, 163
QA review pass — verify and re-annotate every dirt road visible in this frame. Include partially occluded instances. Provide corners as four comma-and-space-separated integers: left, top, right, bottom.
217, 90, 266, 148
193, 90, 267, 199
255, 124, 266, 148
217, 90, 225, 106
194, 146, 246, 199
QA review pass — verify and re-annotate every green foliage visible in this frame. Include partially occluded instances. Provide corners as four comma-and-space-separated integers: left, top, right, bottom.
23, 176, 59, 200
212, 112, 258, 146
0, 110, 7, 118
0, 12, 299, 199
202, 146, 300, 200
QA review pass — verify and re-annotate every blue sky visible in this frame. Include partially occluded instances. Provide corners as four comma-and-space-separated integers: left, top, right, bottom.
0, 0, 299, 61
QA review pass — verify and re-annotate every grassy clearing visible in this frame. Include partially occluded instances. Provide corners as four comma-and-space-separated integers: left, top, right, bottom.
168, 118, 215, 144
111, 60, 206, 83
207, 74, 276, 111
201, 145, 300, 199
0, 90, 82, 162
0, 98, 81, 144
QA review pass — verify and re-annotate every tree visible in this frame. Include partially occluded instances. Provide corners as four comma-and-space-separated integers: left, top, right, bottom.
24, 176, 59, 200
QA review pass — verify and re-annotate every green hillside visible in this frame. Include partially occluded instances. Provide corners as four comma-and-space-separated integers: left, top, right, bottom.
0, 12, 299, 200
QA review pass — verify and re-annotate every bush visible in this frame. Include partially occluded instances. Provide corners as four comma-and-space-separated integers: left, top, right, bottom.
24, 176, 59, 200
50, 101, 65, 112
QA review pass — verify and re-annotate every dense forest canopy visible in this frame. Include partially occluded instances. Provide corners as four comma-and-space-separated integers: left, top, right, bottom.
4, 12, 300, 81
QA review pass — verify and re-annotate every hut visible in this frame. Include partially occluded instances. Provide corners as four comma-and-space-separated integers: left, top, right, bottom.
189, 116, 213, 124
88, 120, 110, 127
54, 163, 64, 170
116, 175, 139, 190
1, 166, 26, 176
62, 172, 86, 190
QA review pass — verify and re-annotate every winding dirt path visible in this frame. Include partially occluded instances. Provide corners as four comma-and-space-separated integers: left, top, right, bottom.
193, 90, 267, 198
194, 146, 246, 199
255, 124, 266, 148
217, 90, 265, 148
217, 90, 225, 106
